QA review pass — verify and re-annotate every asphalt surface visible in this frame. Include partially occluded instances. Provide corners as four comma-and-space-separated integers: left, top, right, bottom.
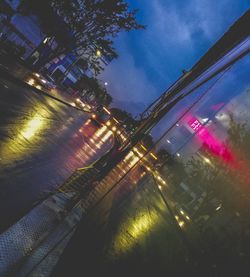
0, 74, 113, 232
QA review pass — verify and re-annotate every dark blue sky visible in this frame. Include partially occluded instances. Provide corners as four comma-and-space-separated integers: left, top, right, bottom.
100, 0, 249, 115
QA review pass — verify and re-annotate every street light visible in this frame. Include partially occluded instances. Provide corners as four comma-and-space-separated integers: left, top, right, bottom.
43, 37, 50, 44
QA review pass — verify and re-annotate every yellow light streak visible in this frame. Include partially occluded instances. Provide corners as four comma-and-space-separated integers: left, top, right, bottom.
140, 144, 147, 151
150, 153, 158, 160
103, 107, 111, 115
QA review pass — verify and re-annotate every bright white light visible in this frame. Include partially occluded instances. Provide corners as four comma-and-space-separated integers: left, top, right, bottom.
201, 117, 209, 123
27, 78, 35, 85
178, 221, 185, 227
216, 204, 222, 211
167, 139, 171, 144
204, 157, 211, 164
176, 153, 180, 157
104, 82, 108, 86
43, 37, 49, 44
103, 107, 111, 115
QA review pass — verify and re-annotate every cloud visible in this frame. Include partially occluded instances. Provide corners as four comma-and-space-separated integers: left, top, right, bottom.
100, 0, 248, 116
100, 40, 158, 114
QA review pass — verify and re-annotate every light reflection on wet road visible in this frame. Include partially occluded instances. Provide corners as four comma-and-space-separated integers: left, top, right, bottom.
0, 76, 113, 232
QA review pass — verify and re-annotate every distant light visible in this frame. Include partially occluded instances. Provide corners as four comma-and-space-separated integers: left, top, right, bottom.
176, 123, 180, 127
202, 117, 209, 123
113, 117, 119, 123
34, 73, 40, 78
203, 157, 211, 164
27, 78, 35, 85
216, 203, 222, 211
76, 98, 81, 102
175, 215, 179, 220
96, 50, 101, 57
36, 85, 42, 90
150, 153, 158, 160
41, 79, 47, 84
104, 82, 108, 86
158, 185, 162, 190
103, 106, 111, 115
185, 215, 190, 221
43, 37, 49, 44
178, 221, 185, 228
112, 126, 117, 132
140, 144, 147, 151
176, 152, 180, 157
167, 139, 171, 144
71, 102, 76, 107
106, 121, 111, 126
117, 130, 121, 135
92, 114, 96, 119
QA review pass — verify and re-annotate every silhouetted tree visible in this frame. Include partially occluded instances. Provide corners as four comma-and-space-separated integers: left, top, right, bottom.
18, 0, 145, 73
76, 75, 112, 107
110, 108, 139, 131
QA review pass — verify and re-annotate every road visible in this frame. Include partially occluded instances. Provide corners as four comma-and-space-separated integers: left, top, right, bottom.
0, 74, 113, 232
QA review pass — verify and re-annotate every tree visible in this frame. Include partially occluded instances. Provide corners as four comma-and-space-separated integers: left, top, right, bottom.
18, 0, 145, 73
75, 75, 112, 107
110, 107, 139, 131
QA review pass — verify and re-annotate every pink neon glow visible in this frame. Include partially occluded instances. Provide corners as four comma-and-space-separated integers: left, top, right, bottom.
184, 114, 250, 186
187, 116, 234, 163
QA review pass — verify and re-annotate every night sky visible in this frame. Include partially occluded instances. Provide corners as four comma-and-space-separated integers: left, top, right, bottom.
100, 0, 249, 115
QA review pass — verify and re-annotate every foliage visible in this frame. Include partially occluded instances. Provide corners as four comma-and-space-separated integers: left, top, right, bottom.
76, 75, 112, 106
110, 107, 139, 130
18, 0, 145, 73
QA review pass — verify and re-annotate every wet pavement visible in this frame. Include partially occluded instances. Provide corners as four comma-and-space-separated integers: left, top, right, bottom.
0, 75, 113, 232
